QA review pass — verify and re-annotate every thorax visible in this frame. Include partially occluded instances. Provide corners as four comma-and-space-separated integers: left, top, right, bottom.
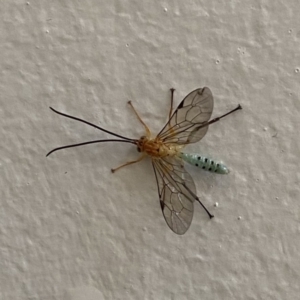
137, 136, 182, 158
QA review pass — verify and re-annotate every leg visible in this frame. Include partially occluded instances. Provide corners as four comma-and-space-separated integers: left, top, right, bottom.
128, 101, 151, 136
169, 88, 175, 120
111, 154, 146, 173
167, 88, 175, 133
183, 183, 214, 219
196, 198, 214, 219
207, 104, 242, 126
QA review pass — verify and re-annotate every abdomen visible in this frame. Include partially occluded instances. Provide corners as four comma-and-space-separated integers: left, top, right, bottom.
179, 153, 229, 174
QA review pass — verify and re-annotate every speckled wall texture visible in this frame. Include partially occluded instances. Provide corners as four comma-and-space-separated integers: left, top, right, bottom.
1, 1, 299, 299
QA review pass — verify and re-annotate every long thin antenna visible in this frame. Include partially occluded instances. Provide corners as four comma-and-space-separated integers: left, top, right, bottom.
49, 107, 135, 141
46, 139, 136, 157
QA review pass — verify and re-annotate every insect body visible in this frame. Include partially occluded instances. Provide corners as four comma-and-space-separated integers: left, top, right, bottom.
47, 87, 242, 235
136, 136, 181, 157
179, 153, 229, 174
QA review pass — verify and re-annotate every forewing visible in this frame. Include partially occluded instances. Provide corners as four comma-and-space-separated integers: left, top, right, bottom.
158, 87, 214, 145
152, 156, 197, 235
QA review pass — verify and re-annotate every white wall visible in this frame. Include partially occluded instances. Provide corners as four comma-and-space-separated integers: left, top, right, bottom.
1, 1, 299, 299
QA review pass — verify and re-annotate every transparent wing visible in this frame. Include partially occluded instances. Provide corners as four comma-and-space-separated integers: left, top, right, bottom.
152, 156, 198, 235
157, 87, 214, 145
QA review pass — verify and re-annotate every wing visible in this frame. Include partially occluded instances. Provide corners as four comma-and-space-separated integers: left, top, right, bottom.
152, 156, 198, 235
157, 87, 214, 145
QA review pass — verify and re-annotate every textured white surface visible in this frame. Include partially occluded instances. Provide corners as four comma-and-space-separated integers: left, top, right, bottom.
1, 1, 300, 299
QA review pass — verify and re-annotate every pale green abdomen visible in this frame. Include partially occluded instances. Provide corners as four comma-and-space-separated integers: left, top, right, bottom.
179, 153, 229, 174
